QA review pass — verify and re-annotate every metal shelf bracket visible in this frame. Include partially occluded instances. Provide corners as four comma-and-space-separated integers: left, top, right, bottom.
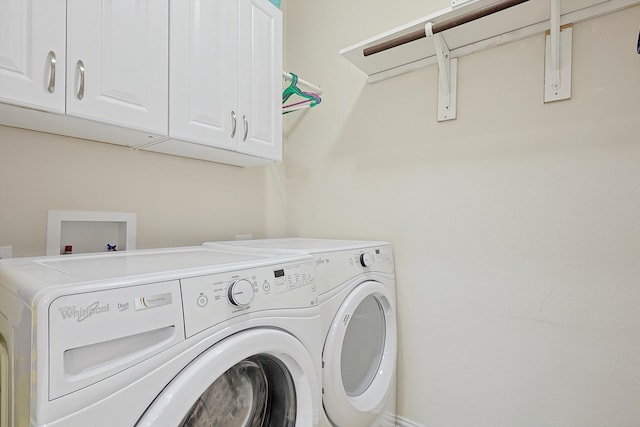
426, 22, 458, 121
544, 0, 572, 102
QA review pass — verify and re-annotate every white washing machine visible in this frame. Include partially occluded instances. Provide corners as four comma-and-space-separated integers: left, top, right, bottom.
206, 239, 397, 427
0, 246, 321, 427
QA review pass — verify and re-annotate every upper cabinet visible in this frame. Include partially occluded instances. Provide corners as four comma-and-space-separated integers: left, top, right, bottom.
0, 0, 168, 146
167, 0, 238, 152
66, 0, 168, 135
0, 0, 282, 167
0, 0, 66, 113
237, 0, 283, 160
145, 0, 283, 166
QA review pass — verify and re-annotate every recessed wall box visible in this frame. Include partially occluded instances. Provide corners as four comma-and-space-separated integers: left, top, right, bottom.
46, 211, 137, 256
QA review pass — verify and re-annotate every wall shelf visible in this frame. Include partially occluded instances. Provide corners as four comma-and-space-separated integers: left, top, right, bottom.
340, 0, 639, 83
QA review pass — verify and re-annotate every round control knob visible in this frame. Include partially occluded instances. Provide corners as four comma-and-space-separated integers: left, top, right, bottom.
228, 279, 255, 307
360, 252, 373, 267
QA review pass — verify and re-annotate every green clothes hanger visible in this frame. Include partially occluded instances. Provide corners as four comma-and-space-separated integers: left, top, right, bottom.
282, 72, 321, 107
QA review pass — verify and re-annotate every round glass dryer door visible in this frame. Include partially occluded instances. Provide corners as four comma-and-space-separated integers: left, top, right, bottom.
137, 329, 320, 427
323, 280, 397, 427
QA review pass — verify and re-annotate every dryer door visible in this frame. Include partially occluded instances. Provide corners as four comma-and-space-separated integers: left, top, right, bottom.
0, 339, 7, 427
137, 328, 320, 427
323, 280, 397, 427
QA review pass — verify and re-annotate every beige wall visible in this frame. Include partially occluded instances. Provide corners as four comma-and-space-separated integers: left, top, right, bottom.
284, 2, 640, 426
0, 126, 287, 257
1, 3, 639, 426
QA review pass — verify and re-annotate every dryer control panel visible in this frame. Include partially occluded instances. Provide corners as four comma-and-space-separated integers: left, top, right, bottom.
314, 244, 394, 295
180, 259, 316, 338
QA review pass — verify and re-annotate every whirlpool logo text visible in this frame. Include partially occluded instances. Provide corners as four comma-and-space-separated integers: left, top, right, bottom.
59, 301, 110, 322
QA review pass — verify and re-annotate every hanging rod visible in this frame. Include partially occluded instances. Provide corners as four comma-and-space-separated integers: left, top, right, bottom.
363, 0, 531, 57
282, 71, 323, 94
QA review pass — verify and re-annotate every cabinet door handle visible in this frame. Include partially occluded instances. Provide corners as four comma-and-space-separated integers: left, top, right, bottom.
76, 60, 85, 100
242, 115, 248, 142
47, 51, 56, 93
230, 111, 237, 138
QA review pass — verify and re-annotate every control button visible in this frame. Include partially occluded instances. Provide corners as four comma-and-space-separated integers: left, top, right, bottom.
197, 294, 208, 308
360, 252, 373, 267
263, 281, 271, 292
228, 279, 255, 307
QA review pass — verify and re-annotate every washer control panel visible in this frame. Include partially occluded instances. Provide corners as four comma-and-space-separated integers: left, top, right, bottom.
227, 279, 255, 307
180, 258, 316, 338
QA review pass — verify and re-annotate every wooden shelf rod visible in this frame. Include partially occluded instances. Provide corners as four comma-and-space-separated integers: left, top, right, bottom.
363, 0, 531, 57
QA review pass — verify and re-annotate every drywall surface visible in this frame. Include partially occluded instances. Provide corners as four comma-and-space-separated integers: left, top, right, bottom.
284, 2, 640, 426
0, 126, 286, 256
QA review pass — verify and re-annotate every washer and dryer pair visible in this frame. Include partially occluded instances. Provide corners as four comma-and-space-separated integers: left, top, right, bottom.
207, 239, 398, 427
0, 239, 397, 427
0, 246, 321, 426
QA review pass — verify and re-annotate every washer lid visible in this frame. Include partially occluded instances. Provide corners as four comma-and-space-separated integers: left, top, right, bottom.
37, 247, 276, 280
322, 280, 397, 427
137, 328, 320, 427
0, 246, 310, 301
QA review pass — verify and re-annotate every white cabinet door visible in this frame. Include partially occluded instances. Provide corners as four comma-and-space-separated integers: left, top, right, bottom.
0, 0, 65, 113
169, 0, 237, 150
165, 0, 282, 164
66, 0, 168, 135
237, 0, 282, 161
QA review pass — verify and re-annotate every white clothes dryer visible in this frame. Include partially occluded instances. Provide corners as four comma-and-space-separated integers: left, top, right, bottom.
0, 246, 321, 427
206, 239, 397, 427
